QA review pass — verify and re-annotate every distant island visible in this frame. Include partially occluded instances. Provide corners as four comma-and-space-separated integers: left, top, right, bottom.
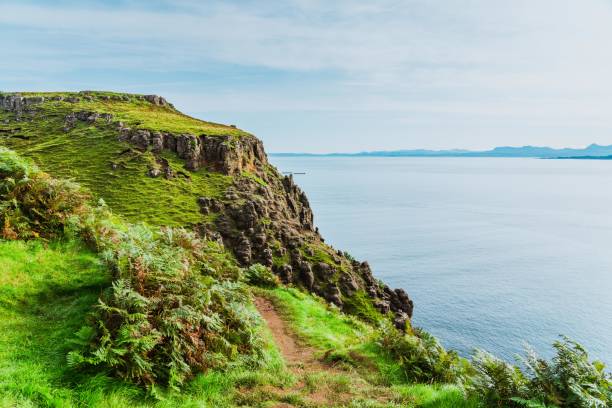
271, 143, 612, 159
554, 155, 612, 160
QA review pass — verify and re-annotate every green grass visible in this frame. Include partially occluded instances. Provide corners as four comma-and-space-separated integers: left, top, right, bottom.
0, 239, 479, 407
258, 287, 479, 407
14, 91, 249, 137
0, 108, 233, 226
343, 290, 387, 325
0, 239, 294, 407
394, 384, 480, 408
0, 239, 114, 406
262, 287, 373, 351
240, 170, 267, 187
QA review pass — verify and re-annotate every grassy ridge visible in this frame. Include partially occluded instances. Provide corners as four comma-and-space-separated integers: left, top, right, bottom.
0, 104, 232, 226
14, 92, 249, 137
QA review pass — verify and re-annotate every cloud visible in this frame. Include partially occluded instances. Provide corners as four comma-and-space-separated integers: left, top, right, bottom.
2, 0, 612, 150
0, 1, 559, 72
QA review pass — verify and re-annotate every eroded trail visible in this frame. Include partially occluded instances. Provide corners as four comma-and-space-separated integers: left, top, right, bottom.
254, 296, 330, 371
252, 296, 401, 407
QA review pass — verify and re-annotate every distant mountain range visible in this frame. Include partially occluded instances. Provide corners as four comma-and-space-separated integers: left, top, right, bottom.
270, 144, 612, 159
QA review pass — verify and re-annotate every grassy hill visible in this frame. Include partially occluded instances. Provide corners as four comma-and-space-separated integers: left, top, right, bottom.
0, 93, 609, 408
0, 91, 418, 342
0, 238, 474, 407
0, 91, 241, 225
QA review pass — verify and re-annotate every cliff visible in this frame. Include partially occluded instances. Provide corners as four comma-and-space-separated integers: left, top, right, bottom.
2, 92, 609, 408
0, 91, 413, 327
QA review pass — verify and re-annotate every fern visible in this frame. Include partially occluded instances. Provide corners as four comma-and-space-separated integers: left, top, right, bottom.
69, 223, 263, 389
511, 397, 558, 408
245, 263, 280, 288
469, 337, 611, 408
0, 148, 264, 390
378, 323, 471, 385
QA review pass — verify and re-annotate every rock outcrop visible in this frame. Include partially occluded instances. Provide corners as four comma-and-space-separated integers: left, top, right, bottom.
0, 91, 414, 328
115, 126, 266, 175
0, 94, 45, 114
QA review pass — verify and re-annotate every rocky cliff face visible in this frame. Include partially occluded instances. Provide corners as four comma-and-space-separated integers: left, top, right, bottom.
0, 91, 414, 328
117, 127, 266, 175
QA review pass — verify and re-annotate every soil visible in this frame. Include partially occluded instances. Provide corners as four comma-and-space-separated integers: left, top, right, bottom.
253, 296, 353, 407
254, 297, 329, 370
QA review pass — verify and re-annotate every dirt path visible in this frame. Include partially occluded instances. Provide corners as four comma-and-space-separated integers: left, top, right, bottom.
253, 296, 356, 407
252, 296, 398, 407
254, 296, 329, 371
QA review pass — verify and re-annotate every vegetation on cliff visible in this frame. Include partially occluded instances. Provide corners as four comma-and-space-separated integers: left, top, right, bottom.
0, 147, 474, 406
0, 91, 610, 407
0, 91, 414, 333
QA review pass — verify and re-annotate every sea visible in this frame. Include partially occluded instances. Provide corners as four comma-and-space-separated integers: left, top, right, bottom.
269, 156, 612, 365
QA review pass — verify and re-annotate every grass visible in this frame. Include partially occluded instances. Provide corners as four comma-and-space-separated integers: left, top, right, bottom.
0, 238, 479, 407
258, 287, 480, 407
261, 287, 373, 351
13, 91, 250, 137
0, 107, 233, 226
343, 290, 387, 325
240, 170, 267, 187
0, 238, 293, 407
394, 384, 480, 408
0, 239, 113, 407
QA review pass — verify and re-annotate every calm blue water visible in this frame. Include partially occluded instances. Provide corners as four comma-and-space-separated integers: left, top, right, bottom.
270, 157, 612, 364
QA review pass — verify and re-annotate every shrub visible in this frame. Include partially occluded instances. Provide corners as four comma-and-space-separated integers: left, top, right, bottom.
520, 337, 611, 408
0, 146, 38, 183
68, 224, 263, 390
468, 337, 611, 408
378, 323, 471, 385
0, 147, 90, 239
159, 227, 243, 281
469, 349, 528, 407
245, 263, 279, 288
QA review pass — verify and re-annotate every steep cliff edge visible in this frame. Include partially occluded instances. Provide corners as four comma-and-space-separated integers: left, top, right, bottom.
0, 91, 413, 327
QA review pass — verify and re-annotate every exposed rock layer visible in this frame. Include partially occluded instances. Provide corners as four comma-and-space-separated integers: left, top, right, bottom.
0, 92, 414, 327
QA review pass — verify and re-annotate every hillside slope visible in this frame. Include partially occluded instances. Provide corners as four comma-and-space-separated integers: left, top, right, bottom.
0, 91, 413, 328
0, 239, 473, 407
1, 97, 609, 407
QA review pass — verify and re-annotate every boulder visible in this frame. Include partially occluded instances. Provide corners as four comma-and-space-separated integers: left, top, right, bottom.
144, 94, 169, 106
148, 168, 161, 178
393, 312, 410, 331
63, 113, 77, 132
150, 131, 164, 152
299, 262, 315, 289
261, 248, 273, 267
325, 284, 343, 306
129, 130, 151, 149
235, 234, 252, 264
314, 262, 331, 278
340, 273, 359, 296
278, 264, 293, 283
374, 299, 391, 314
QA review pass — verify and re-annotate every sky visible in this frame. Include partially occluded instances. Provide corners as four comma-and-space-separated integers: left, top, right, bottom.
2, 0, 612, 153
